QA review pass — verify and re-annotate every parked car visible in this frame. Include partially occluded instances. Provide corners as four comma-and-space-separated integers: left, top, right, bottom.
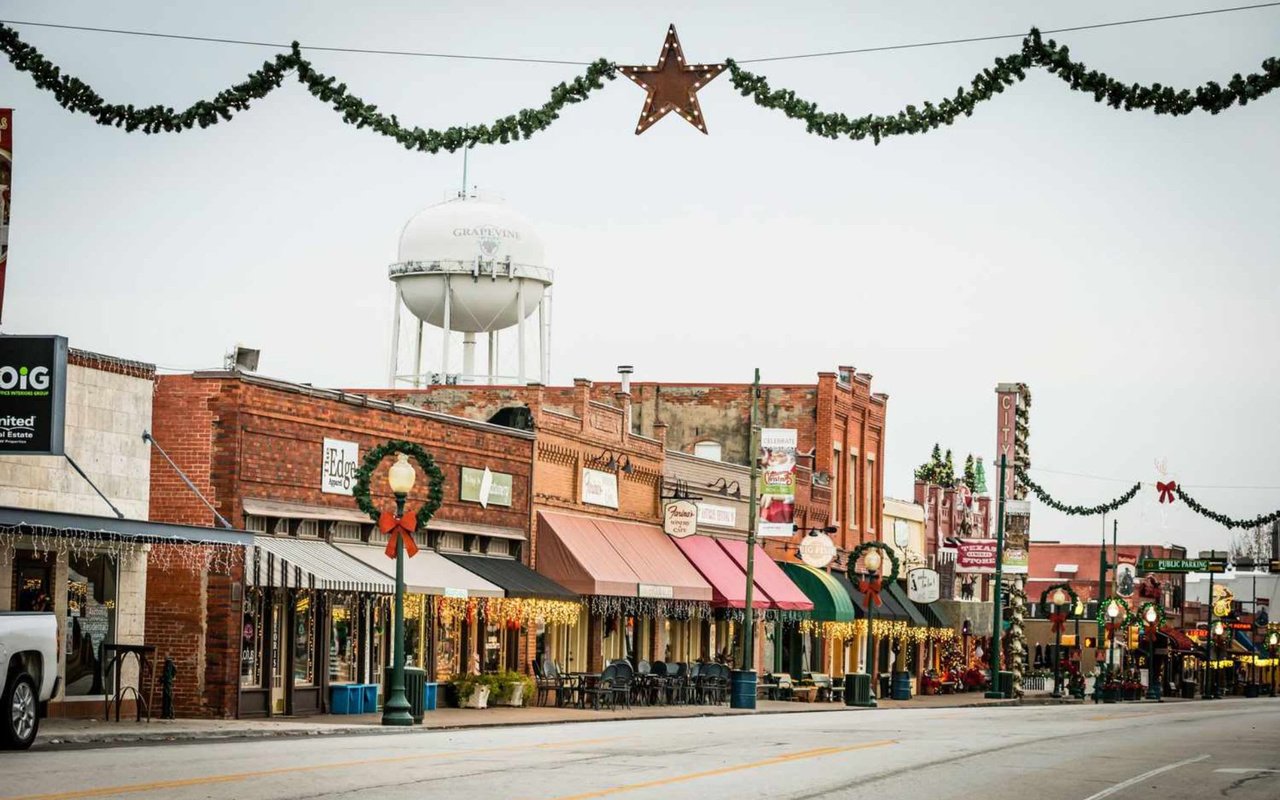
1, 612, 60, 749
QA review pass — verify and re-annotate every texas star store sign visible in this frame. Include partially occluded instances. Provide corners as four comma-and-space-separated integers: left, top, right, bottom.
0, 334, 67, 455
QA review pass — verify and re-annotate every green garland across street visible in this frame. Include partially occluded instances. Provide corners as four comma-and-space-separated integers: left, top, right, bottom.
1175, 485, 1280, 530
1016, 466, 1141, 517
3, 22, 1278, 152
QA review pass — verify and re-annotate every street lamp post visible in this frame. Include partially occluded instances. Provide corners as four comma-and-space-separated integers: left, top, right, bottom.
732, 369, 761, 710
1210, 620, 1226, 700
985, 454, 1008, 700
1049, 587, 1069, 698
382, 453, 417, 726
1267, 630, 1279, 697
1142, 604, 1162, 701
1101, 598, 1125, 702
863, 548, 883, 707
1072, 598, 1086, 699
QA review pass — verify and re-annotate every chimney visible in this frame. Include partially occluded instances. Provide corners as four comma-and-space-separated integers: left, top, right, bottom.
573, 378, 592, 423
653, 419, 668, 446
616, 365, 634, 435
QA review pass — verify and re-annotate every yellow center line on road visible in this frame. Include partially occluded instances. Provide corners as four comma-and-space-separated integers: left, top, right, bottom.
548, 738, 897, 800
5, 736, 631, 800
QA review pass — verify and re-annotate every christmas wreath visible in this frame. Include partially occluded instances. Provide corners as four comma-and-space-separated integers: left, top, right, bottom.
1136, 601, 1167, 632
1096, 596, 1131, 632
849, 541, 900, 610
352, 440, 446, 532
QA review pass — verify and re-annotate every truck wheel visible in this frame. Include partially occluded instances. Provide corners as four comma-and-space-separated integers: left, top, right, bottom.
2, 673, 40, 750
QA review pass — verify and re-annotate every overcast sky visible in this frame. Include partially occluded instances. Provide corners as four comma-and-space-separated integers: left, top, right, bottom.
2, 0, 1278, 555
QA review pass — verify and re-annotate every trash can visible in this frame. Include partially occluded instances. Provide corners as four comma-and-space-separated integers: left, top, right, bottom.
424, 682, 439, 712
330, 684, 359, 714
403, 667, 427, 723
360, 684, 379, 714
1180, 680, 1197, 699
891, 672, 912, 701
996, 671, 1015, 698
878, 674, 891, 699
845, 673, 873, 707
730, 669, 757, 709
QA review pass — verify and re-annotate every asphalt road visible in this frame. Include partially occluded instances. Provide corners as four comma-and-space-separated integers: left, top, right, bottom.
3, 699, 1278, 800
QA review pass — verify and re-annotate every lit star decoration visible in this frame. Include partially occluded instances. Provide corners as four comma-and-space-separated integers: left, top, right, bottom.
619, 25, 726, 134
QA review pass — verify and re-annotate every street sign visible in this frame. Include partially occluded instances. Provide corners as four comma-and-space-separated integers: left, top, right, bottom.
1139, 557, 1226, 573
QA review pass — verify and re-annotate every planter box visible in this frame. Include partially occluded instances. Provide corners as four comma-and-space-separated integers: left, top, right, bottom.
494, 683, 525, 708
460, 685, 490, 709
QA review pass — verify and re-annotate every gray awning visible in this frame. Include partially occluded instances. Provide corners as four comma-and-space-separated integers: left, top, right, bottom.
0, 505, 251, 546
429, 518, 526, 541
248, 536, 394, 593
241, 497, 371, 524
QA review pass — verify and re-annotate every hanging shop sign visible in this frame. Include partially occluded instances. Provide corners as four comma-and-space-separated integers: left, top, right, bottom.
663, 500, 699, 538
0, 334, 67, 456
1002, 499, 1030, 575
1212, 584, 1235, 618
798, 531, 836, 569
1138, 557, 1226, 574
758, 428, 797, 538
893, 518, 911, 548
638, 583, 674, 599
955, 538, 998, 574
461, 466, 513, 508
320, 438, 359, 495
1115, 560, 1137, 597
0, 109, 11, 323
582, 467, 619, 509
907, 568, 941, 604
696, 503, 737, 528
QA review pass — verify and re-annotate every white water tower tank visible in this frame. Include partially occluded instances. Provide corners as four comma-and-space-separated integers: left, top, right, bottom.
387, 194, 554, 386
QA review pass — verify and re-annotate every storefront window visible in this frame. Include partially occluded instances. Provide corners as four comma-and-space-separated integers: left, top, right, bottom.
241, 589, 265, 688
437, 615, 460, 678
65, 554, 117, 696
329, 595, 358, 684
293, 592, 314, 686
484, 621, 502, 673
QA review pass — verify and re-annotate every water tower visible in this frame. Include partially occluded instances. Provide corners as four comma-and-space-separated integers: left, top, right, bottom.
387, 193, 553, 386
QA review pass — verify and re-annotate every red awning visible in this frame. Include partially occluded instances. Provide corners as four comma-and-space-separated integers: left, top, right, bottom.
1161, 626, 1201, 652
717, 539, 813, 612
672, 535, 770, 609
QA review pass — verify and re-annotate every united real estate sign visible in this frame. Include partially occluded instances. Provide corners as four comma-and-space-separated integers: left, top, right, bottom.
0, 334, 68, 455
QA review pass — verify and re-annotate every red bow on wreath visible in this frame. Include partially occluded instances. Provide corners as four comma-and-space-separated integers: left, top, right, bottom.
379, 508, 420, 559
859, 575, 884, 607
1049, 612, 1068, 635
1156, 481, 1177, 504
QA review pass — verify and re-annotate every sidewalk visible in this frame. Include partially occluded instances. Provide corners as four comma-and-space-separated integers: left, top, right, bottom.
35, 692, 1066, 748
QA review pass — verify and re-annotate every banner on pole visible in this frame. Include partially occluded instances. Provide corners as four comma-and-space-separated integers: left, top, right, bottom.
757, 428, 797, 538
0, 109, 11, 322
1002, 499, 1030, 574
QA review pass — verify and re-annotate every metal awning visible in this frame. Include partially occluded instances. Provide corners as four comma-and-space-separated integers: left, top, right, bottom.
248, 536, 394, 593
777, 562, 855, 622
441, 553, 576, 600
0, 506, 251, 546
429, 518, 526, 541
337, 544, 503, 598
888, 582, 929, 627
241, 497, 370, 524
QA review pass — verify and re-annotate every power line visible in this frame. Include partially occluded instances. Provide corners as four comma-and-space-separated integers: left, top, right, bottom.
737, 2, 1280, 63
3, 2, 1280, 67
1028, 466, 1280, 491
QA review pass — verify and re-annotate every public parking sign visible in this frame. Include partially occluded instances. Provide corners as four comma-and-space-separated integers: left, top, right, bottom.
0, 335, 67, 455
1139, 557, 1226, 574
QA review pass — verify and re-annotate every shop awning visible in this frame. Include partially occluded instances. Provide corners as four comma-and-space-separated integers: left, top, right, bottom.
671, 536, 768, 609
777, 562, 856, 622
875, 583, 910, 622
535, 511, 712, 601
717, 539, 813, 612
242, 497, 370, 525
921, 601, 948, 628
336, 544, 503, 598
441, 553, 576, 600
888, 583, 930, 627
1161, 626, 1201, 652
430, 518, 526, 541
0, 506, 251, 546
248, 536, 394, 593
1234, 630, 1258, 653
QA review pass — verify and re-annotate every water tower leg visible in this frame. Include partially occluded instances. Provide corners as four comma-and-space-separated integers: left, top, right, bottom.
517, 278, 527, 384
388, 285, 403, 388
538, 294, 549, 385
462, 332, 476, 381
441, 274, 452, 384
488, 330, 498, 383
412, 319, 425, 388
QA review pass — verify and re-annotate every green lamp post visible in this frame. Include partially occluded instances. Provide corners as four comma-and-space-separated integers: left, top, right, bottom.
1210, 619, 1227, 700
381, 452, 418, 726
1266, 630, 1279, 697
1140, 602, 1163, 701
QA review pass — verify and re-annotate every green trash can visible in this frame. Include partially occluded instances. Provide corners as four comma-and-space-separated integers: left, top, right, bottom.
996, 671, 1015, 698
845, 673, 874, 707
402, 667, 427, 723
891, 672, 912, 701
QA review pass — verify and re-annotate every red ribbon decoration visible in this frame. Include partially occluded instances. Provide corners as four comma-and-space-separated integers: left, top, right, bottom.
379, 508, 420, 559
1156, 481, 1177, 504
1049, 612, 1068, 635
859, 576, 884, 607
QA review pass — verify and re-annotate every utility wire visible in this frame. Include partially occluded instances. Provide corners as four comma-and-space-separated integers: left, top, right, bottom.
3, 2, 1279, 66
1028, 466, 1280, 491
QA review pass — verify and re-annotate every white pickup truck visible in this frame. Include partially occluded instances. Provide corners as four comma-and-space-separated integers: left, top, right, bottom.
1, 612, 60, 749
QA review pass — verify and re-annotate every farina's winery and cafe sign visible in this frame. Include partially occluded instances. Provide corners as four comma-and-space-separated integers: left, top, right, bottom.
0, 334, 67, 455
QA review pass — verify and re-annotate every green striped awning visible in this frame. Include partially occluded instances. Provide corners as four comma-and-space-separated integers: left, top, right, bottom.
777, 562, 856, 622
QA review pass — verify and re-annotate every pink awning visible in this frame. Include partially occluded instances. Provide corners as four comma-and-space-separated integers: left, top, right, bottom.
594, 520, 713, 602
672, 535, 770, 609
717, 539, 813, 612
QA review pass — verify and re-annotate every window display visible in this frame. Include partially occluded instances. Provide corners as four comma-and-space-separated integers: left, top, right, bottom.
65, 553, 117, 696
293, 592, 314, 686
329, 596, 358, 684
241, 588, 265, 688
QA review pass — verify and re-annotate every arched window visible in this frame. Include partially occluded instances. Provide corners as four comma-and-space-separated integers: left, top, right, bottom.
693, 441, 722, 461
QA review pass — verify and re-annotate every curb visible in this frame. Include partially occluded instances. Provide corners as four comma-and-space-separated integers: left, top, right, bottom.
36, 698, 1032, 749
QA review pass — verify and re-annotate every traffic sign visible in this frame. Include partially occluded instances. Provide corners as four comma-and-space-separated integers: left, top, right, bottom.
1139, 557, 1226, 574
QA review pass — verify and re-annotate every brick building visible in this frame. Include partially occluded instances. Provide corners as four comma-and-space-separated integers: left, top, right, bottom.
148, 370, 575, 718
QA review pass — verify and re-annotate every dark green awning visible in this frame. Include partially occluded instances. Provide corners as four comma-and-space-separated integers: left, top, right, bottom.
888, 582, 929, 627
441, 553, 577, 600
778, 562, 856, 622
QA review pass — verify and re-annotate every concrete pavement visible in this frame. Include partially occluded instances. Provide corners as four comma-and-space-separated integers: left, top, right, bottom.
3, 697, 1275, 799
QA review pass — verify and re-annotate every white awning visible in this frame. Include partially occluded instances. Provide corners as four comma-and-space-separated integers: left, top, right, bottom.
248, 536, 394, 593
242, 497, 370, 524
429, 518, 526, 541
336, 544, 504, 598
1053, 563, 1079, 573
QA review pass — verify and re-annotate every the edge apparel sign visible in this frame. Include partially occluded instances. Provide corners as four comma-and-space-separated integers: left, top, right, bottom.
321, 438, 358, 495
0, 335, 68, 455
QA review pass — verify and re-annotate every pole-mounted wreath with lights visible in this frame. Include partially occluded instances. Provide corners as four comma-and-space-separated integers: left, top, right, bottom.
3, 21, 1277, 152
352, 440, 446, 543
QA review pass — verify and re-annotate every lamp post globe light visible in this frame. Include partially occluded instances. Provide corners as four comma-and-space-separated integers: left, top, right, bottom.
1141, 603, 1162, 701
862, 547, 883, 708
1046, 586, 1070, 699
1267, 630, 1279, 697
1072, 598, 1086, 699
383, 453, 418, 726
1210, 620, 1227, 700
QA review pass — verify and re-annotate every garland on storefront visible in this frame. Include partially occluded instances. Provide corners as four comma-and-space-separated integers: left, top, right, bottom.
1004, 582, 1028, 698
4, 22, 1277, 152
726, 29, 1280, 145
352, 440, 445, 532
0, 23, 615, 152
0, 524, 243, 575
585, 595, 710, 620
1174, 485, 1280, 530
1013, 384, 1031, 500
1016, 466, 1141, 516
482, 597, 582, 627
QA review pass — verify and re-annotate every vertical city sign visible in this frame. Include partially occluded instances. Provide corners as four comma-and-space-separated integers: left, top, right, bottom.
758, 428, 797, 537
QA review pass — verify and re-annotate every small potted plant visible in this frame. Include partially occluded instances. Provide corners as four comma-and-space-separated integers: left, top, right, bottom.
490, 671, 536, 707
452, 674, 490, 709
